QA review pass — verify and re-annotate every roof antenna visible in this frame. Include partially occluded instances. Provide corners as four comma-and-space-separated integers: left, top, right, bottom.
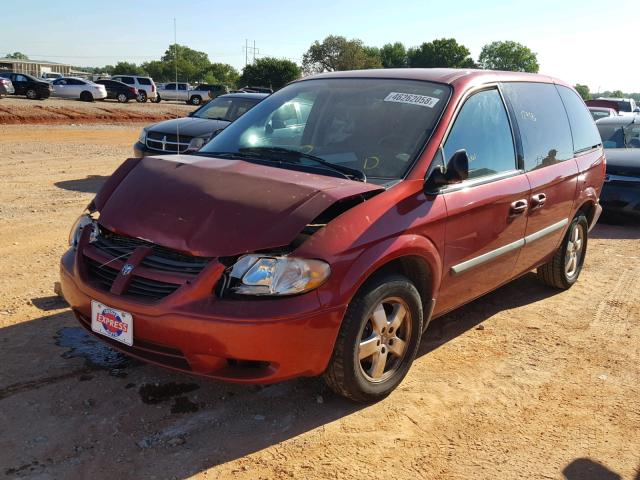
174, 17, 179, 149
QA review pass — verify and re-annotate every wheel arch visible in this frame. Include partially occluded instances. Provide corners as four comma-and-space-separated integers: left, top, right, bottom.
331, 235, 442, 329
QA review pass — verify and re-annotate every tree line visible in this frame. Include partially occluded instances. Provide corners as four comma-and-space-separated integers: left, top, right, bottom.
5, 43, 639, 100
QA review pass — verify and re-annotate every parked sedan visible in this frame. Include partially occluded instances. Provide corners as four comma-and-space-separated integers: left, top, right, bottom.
0, 72, 52, 99
51, 78, 107, 102
95, 79, 137, 103
0, 77, 14, 98
134, 92, 267, 157
596, 116, 640, 219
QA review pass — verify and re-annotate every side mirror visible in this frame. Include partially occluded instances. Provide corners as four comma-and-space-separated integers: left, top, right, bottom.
424, 149, 469, 194
187, 111, 195, 117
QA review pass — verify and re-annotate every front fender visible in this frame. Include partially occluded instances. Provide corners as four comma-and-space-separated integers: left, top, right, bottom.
316, 233, 442, 309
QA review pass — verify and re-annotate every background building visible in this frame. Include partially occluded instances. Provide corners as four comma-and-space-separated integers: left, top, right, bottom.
0, 58, 72, 77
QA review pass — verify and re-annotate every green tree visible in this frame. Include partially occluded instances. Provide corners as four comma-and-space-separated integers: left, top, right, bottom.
140, 60, 167, 81
240, 57, 301, 90
478, 41, 539, 73
302, 35, 382, 73
161, 44, 211, 82
611, 89, 624, 98
380, 42, 407, 68
5, 52, 28, 59
408, 38, 475, 68
204, 63, 240, 88
111, 61, 146, 76
574, 84, 590, 100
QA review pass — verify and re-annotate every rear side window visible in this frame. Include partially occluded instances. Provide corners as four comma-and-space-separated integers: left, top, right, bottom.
178, 84, 187, 90
165, 83, 176, 90
119, 77, 134, 84
502, 82, 573, 171
138, 78, 152, 85
556, 86, 602, 154
443, 89, 516, 179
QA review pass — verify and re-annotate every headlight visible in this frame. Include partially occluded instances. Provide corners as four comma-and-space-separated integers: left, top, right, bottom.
68, 212, 98, 248
138, 128, 147, 144
186, 136, 209, 152
229, 255, 330, 296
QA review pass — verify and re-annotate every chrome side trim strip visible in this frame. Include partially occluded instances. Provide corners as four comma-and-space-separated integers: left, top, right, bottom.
451, 238, 525, 276
524, 218, 568, 244
450, 218, 570, 276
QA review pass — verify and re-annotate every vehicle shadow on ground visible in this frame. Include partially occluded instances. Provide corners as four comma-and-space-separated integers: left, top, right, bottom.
420, 271, 561, 356
562, 457, 622, 480
0, 272, 566, 479
54, 175, 109, 193
591, 220, 640, 240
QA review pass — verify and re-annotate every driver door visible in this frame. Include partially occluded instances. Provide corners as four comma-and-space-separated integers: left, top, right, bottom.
435, 87, 530, 315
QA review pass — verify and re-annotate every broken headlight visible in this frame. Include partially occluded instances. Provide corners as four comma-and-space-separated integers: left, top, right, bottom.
68, 211, 99, 248
229, 255, 330, 296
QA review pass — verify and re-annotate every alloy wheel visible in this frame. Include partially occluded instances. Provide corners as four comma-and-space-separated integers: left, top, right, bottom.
357, 297, 412, 383
565, 223, 584, 277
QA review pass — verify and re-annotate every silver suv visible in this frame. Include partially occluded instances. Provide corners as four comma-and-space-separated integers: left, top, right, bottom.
110, 75, 157, 103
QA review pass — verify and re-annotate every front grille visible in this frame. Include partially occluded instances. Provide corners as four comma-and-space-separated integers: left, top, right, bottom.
83, 227, 211, 301
146, 131, 192, 153
93, 227, 210, 274
85, 257, 181, 300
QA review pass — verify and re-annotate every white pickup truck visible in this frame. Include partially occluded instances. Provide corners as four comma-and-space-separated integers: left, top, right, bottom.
155, 82, 227, 105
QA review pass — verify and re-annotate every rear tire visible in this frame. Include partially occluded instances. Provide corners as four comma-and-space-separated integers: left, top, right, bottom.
80, 91, 93, 102
537, 213, 588, 289
154, 94, 161, 103
189, 95, 202, 105
323, 274, 423, 402
26, 89, 38, 100
136, 91, 147, 103
117, 93, 128, 103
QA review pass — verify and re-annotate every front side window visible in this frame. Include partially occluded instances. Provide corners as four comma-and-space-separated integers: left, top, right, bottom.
443, 89, 516, 179
200, 78, 451, 183
557, 86, 601, 153
502, 82, 573, 171
165, 83, 176, 90
119, 77, 134, 85
138, 78, 152, 86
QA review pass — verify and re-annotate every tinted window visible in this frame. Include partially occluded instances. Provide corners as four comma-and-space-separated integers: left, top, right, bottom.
443, 89, 516, 179
165, 83, 176, 90
15, 75, 28, 82
67, 79, 85, 85
557, 86, 602, 153
178, 84, 187, 90
597, 122, 640, 149
502, 82, 573, 171
138, 78, 152, 85
119, 77, 134, 84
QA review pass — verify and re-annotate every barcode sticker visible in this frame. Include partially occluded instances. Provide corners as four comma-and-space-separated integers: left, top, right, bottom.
384, 92, 440, 108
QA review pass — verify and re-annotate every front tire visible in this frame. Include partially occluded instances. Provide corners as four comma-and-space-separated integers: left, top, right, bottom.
153, 94, 161, 103
26, 89, 38, 100
117, 93, 128, 103
323, 274, 423, 402
80, 91, 93, 102
136, 91, 147, 103
189, 95, 202, 105
537, 213, 588, 289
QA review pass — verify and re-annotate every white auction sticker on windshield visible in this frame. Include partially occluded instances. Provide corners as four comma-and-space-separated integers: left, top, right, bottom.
384, 92, 440, 108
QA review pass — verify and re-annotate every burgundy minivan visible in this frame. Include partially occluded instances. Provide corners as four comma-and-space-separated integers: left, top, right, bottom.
60, 69, 605, 402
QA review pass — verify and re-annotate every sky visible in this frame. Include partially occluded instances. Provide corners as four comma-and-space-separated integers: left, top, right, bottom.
1, 0, 637, 92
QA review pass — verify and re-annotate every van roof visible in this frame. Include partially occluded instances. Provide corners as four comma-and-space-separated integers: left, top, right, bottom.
301, 68, 571, 89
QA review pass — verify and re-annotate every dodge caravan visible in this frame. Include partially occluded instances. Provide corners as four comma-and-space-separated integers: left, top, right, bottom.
60, 69, 605, 402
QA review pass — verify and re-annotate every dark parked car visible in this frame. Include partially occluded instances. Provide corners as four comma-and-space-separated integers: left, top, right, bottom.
0, 76, 14, 97
0, 72, 52, 99
596, 116, 640, 219
95, 79, 138, 103
134, 92, 267, 157
62, 69, 604, 402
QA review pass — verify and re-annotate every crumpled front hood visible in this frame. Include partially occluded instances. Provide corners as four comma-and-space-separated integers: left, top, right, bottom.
96, 156, 383, 257
148, 117, 230, 138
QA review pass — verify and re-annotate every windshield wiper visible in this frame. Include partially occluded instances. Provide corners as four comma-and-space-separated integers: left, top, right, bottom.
238, 146, 366, 182
204, 117, 231, 122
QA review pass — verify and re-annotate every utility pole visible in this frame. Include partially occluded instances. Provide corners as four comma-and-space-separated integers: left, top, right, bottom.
243, 40, 259, 66
253, 40, 256, 64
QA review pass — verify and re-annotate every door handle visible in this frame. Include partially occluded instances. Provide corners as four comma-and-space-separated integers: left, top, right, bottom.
531, 193, 547, 210
510, 199, 528, 215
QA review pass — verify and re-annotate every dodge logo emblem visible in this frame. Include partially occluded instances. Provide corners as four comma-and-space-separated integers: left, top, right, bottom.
121, 263, 134, 276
